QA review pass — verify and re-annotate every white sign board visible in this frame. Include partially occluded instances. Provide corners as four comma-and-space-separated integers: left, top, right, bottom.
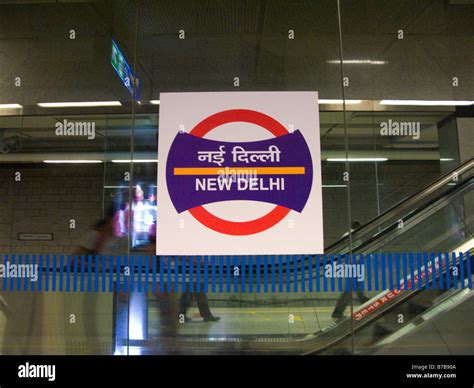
157, 92, 323, 255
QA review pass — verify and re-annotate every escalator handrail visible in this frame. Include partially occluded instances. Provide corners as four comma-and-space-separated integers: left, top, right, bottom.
301, 247, 474, 354
324, 177, 474, 257
325, 158, 474, 252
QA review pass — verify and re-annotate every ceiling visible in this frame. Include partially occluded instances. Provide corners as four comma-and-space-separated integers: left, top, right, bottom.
0, 0, 472, 106
0, 0, 472, 161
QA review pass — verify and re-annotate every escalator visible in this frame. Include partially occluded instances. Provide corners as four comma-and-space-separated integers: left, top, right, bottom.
164, 158, 474, 354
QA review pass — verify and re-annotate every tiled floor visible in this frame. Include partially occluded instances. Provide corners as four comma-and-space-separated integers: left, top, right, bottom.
148, 306, 337, 337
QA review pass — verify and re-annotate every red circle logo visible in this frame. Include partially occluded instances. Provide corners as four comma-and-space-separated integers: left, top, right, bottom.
188, 109, 291, 236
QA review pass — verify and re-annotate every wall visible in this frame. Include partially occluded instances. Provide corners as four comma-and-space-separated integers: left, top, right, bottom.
0, 164, 103, 254
0, 160, 441, 253
322, 161, 441, 245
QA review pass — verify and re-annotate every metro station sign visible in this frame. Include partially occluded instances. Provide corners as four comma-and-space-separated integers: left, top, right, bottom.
157, 92, 324, 255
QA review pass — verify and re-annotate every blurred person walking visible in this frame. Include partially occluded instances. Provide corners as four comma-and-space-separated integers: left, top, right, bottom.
72, 209, 116, 354
148, 223, 180, 354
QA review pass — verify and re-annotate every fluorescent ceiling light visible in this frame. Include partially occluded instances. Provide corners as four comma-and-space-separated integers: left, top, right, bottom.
322, 184, 348, 188
0, 104, 22, 109
440, 158, 454, 161
327, 59, 388, 65
43, 160, 103, 164
111, 159, 158, 163
38, 101, 122, 108
327, 158, 388, 162
319, 99, 362, 104
150, 100, 160, 105
380, 100, 474, 106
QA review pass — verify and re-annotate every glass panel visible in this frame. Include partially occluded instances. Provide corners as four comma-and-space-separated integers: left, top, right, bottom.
0, 1, 138, 355
131, 0, 346, 354
0, 0, 472, 357
339, 0, 474, 354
